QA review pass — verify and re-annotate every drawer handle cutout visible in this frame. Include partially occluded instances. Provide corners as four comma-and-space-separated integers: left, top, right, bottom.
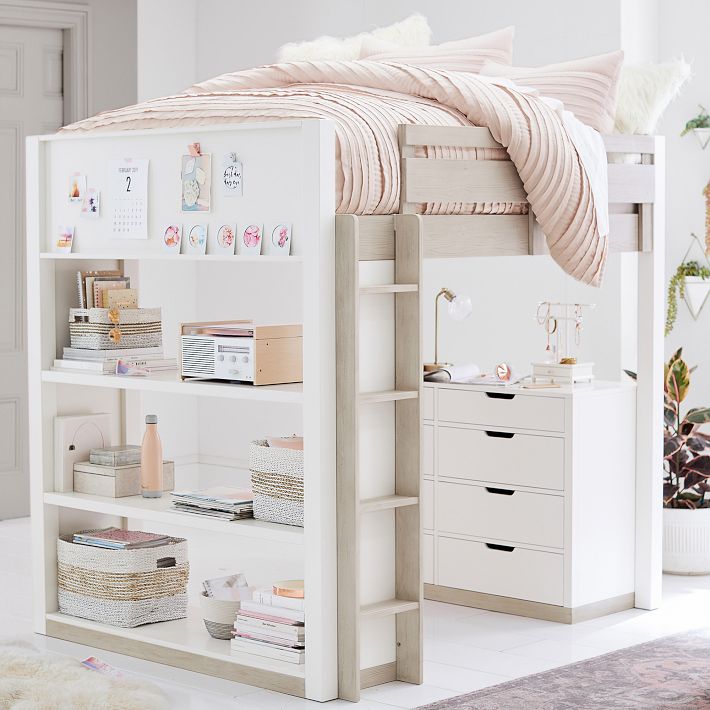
485, 543, 515, 552
485, 392, 515, 400
485, 487, 515, 496
485, 431, 515, 439
156, 557, 176, 569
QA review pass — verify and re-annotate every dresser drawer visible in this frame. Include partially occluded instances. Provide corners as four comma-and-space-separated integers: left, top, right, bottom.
438, 388, 565, 433
436, 481, 563, 549
438, 426, 564, 490
438, 536, 563, 605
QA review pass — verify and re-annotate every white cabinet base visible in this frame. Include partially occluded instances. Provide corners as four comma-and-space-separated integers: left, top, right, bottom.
424, 585, 635, 625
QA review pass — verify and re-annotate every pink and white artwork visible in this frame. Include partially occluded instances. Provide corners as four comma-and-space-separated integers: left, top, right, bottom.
162, 225, 181, 253
208, 224, 236, 255
183, 224, 207, 255
238, 223, 262, 256
269, 223, 292, 255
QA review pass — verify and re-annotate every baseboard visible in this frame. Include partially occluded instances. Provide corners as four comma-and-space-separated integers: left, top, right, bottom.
361, 661, 397, 689
424, 584, 635, 624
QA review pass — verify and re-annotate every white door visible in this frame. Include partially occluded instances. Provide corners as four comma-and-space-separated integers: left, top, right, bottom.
0, 25, 63, 518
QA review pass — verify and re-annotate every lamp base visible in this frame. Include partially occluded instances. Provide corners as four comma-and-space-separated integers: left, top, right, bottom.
423, 362, 452, 373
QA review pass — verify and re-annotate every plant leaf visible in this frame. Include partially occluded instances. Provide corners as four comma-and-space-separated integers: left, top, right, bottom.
623, 369, 637, 381
666, 355, 691, 403
664, 434, 685, 459
687, 435, 710, 453
687, 408, 710, 424
663, 483, 679, 504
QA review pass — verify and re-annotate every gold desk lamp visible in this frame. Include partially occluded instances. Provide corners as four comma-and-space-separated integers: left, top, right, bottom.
423, 287, 472, 373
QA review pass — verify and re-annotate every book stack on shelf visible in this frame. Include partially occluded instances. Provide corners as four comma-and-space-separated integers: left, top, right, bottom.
52, 268, 176, 375
232, 581, 305, 664
170, 487, 254, 520
73, 445, 175, 498
71, 528, 172, 550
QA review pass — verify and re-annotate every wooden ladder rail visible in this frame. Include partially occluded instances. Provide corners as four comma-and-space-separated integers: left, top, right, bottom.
335, 214, 423, 702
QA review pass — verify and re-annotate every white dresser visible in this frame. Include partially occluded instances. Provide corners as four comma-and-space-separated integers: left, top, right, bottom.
423, 380, 637, 623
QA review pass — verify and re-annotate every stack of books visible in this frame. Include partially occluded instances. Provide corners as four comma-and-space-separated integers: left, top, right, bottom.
170, 487, 254, 521
53, 345, 177, 375
231, 583, 305, 664
72, 528, 172, 550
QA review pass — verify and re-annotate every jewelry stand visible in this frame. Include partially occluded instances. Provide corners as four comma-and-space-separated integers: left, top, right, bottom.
531, 301, 595, 384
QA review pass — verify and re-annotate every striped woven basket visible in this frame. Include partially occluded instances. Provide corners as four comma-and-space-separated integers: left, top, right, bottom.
249, 439, 304, 527
57, 533, 189, 627
69, 307, 162, 350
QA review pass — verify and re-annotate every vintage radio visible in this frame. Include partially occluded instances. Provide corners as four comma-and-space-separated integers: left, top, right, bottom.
180, 321, 302, 385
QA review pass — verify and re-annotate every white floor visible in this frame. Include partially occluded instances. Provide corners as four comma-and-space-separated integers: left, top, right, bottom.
3, 516, 709, 709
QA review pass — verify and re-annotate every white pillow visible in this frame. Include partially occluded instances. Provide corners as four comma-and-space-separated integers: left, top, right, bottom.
614, 59, 691, 134
277, 14, 431, 63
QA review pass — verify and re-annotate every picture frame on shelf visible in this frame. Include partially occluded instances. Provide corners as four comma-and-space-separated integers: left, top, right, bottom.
208, 224, 236, 255
268, 223, 292, 255
162, 225, 182, 253
184, 224, 208, 255
238, 223, 263, 256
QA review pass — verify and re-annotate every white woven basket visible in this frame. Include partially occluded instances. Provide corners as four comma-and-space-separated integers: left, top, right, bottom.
69, 307, 162, 350
249, 440, 304, 527
199, 592, 242, 639
57, 533, 189, 627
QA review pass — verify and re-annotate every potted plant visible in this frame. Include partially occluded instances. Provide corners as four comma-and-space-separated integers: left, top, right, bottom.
681, 106, 710, 149
665, 260, 710, 335
661, 349, 710, 573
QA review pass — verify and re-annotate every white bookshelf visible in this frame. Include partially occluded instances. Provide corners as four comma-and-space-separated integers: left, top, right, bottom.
27, 120, 337, 700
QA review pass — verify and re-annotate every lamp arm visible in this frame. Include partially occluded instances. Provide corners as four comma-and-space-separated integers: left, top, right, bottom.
434, 289, 448, 366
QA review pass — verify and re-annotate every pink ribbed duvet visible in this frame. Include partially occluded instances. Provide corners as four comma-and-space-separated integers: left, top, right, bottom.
63, 61, 607, 284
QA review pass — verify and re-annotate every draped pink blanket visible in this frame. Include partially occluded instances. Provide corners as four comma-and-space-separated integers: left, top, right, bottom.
63, 61, 607, 285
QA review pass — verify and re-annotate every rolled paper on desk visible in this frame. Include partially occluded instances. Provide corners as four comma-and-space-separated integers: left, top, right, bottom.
423, 362, 481, 383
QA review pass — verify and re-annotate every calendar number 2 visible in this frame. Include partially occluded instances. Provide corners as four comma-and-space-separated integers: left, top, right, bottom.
125, 176, 131, 192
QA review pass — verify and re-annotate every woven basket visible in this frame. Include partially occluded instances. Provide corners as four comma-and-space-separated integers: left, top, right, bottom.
249, 439, 304, 527
57, 533, 189, 627
199, 592, 241, 639
69, 308, 162, 350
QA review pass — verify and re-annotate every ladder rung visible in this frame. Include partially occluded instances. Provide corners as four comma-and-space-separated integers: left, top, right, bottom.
359, 390, 418, 404
361, 599, 420, 618
359, 284, 418, 295
360, 495, 419, 513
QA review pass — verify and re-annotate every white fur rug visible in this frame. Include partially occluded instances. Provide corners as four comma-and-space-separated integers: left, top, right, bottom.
0, 641, 167, 710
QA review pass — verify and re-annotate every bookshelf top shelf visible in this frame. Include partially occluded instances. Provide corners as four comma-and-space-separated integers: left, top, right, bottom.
40, 253, 303, 263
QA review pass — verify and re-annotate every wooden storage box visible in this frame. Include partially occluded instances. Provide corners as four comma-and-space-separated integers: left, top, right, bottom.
73, 460, 175, 497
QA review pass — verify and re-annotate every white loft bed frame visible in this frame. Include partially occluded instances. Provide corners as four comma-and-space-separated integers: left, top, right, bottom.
26, 119, 663, 704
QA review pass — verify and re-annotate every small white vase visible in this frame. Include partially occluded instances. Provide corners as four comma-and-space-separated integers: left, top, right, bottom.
683, 276, 710, 320
663, 506, 710, 575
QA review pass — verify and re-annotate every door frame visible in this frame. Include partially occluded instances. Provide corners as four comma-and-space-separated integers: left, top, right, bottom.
0, 0, 90, 123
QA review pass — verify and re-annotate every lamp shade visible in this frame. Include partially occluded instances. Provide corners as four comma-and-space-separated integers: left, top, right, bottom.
447, 294, 472, 321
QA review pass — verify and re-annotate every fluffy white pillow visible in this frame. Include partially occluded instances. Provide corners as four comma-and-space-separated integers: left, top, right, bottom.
277, 14, 431, 63
614, 59, 691, 134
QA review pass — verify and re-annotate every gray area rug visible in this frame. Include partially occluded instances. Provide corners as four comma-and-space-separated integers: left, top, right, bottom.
417, 629, 710, 709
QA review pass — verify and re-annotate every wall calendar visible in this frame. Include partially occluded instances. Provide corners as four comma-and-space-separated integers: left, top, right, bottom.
108, 158, 149, 239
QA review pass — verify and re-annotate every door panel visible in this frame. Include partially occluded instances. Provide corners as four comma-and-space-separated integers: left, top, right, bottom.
0, 24, 63, 518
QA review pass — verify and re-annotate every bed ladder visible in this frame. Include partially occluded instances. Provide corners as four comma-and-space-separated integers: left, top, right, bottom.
335, 214, 423, 702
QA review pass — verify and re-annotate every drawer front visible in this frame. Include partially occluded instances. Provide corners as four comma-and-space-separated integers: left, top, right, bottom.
423, 424, 434, 478
423, 479, 434, 530
438, 388, 565, 433
438, 536, 563, 605
438, 426, 564, 490
423, 533, 434, 584
423, 387, 435, 420
436, 481, 563, 549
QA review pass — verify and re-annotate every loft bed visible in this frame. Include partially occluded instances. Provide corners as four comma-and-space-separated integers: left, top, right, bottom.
27, 113, 664, 703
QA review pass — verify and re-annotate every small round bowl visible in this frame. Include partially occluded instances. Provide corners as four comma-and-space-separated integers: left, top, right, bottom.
199, 591, 241, 640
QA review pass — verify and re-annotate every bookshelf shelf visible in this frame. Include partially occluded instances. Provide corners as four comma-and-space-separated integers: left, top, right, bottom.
45, 609, 306, 693
41, 370, 304, 403
44, 491, 304, 544
40, 252, 303, 263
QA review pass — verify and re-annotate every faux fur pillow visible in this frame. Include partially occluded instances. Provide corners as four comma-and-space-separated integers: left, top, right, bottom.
277, 14, 431, 62
614, 59, 691, 134
360, 26, 514, 74
481, 50, 625, 133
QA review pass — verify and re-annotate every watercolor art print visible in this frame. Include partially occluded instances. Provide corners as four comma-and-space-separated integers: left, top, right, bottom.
270, 224, 292, 255
162, 225, 182, 253
56, 225, 74, 253
184, 224, 207, 255
81, 188, 100, 218
208, 224, 236, 255
68, 173, 87, 203
239, 224, 262, 255
181, 154, 211, 212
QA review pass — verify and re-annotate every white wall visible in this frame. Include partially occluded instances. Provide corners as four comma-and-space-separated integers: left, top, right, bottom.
658, 0, 710, 410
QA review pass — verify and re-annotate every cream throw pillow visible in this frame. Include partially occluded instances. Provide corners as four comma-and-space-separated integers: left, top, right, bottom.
481, 51, 625, 133
614, 59, 691, 134
360, 26, 514, 74
277, 14, 431, 62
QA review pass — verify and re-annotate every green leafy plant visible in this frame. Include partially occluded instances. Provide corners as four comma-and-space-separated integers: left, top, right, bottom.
681, 105, 710, 136
665, 260, 710, 335
628, 350, 710, 509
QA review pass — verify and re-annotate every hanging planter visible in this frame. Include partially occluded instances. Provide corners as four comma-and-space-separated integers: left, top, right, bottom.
681, 105, 710, 143
694, 128, 710, 150
665, 235, 710, 335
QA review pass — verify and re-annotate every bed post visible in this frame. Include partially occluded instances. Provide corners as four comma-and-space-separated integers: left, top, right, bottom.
634, 137, 665, 610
